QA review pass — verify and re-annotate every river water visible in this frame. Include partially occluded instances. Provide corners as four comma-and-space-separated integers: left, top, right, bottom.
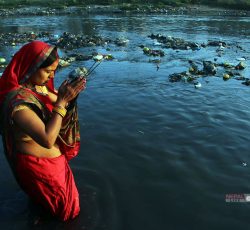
0, 12, 250, 230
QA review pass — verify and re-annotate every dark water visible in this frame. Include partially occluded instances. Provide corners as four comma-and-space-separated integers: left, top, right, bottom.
1, 13, 250, 230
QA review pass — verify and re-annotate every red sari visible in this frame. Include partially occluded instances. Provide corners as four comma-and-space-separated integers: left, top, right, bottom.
0, 41, 81, 221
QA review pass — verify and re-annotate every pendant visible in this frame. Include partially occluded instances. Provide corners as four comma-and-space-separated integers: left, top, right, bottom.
34, 85, 48, 96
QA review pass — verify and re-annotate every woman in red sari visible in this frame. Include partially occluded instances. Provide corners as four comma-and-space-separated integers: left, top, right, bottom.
0, 41, 86, 221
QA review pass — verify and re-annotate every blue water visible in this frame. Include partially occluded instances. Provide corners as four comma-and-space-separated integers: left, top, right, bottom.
1, 12, 250, 230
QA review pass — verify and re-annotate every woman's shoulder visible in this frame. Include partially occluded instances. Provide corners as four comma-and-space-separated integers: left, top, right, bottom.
6, 87, 43, 111
15, 87, 38, 102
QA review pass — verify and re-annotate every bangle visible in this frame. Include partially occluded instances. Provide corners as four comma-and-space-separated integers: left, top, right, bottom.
52, 105, 67, 118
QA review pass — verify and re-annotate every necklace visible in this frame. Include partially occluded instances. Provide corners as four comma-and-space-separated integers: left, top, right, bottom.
34, 85, 48, 96
22, 83, 48, 96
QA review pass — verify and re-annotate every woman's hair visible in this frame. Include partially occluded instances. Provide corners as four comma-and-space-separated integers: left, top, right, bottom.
39, 47, 58, 68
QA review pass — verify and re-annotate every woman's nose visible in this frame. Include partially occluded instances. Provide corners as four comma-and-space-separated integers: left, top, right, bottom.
49, 72, 55, 79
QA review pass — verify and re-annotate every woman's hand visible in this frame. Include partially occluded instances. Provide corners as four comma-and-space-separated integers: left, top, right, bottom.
56, 77, 86, 107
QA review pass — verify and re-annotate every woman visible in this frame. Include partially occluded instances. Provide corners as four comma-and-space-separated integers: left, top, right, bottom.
0, 41, 86, 221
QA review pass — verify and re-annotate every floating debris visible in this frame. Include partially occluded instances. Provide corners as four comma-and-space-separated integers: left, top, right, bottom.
93, 54, 104, 61
69, 53, 93, 61
221, 62, 235, 69
216, 44, 225, 52
148, 33, 200, 50
203, 61, 217, 75
156, 64, 160, 71
42, 32, 113, 50
223, 73, 230, 80
53, 34, 60, 39
188, 61, 204, 75
169, 72, 187, 82
103, 54, 114, 60
236, 57, 246, 61
0, 31, 50, 46
152, 39, 161, 46
142, 46, 164, 57
58, 59, 71, 68
235, 61, 246, 70
235, 76, 247, 81
149, 58, 161, 63
0, 64, 7, 69
207, 41, 227, 47
169, 71, 196, 83
0, 57, 6, 63
242, 79, 250, 86
114, 38, 129, 46
194, 82, 202, 88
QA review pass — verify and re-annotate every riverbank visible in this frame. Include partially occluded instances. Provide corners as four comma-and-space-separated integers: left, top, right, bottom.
0, 4, 249, 17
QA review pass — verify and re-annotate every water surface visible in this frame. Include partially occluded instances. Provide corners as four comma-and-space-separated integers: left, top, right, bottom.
0, 12, 250, 230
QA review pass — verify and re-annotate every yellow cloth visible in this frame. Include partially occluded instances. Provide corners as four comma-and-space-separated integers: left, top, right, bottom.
12, 104, 30, 114
34, 85, 48, 95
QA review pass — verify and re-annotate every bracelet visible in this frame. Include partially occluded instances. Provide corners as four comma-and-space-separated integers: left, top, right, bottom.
52, 105, 67, 118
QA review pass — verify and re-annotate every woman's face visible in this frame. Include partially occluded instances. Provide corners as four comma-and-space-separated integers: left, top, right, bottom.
29, 59, 59, 86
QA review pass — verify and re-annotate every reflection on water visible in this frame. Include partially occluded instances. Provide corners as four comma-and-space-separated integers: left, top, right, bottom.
1, 13, 250, 230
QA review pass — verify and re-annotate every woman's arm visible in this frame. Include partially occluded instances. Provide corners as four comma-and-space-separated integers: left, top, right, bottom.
13, 78, 86, 149
48, 91, 58, 103
13, 107, 64, 148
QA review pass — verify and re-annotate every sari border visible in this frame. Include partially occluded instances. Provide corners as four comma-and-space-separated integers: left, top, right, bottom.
20, 45, 55, 84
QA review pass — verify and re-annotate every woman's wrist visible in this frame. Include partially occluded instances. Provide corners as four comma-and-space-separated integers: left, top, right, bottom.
53, 105, 67, 118
55, 99, 67, 108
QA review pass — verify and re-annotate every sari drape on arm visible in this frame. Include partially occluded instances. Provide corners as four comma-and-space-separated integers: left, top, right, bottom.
0, 41, 81, 221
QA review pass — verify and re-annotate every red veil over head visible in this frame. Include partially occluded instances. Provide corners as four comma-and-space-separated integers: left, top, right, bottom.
0, 40, 57, 106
